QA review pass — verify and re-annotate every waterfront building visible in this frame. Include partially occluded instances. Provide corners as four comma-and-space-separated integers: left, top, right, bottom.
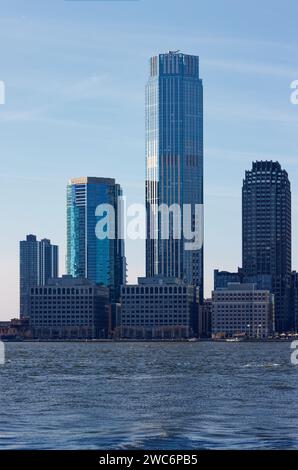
0, 319, 32, 341
20, 235, 58, 318
242, 161, 292, 332
212, 283, 274, 339
145, 51, 204, 301
28, 275, 110, 339
66, 177, 126, 302
120, 276, 198, 339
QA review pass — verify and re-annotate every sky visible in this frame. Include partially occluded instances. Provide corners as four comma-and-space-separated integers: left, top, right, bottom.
1, 0, 298, 320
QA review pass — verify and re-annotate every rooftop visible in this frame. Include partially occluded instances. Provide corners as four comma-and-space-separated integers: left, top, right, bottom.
69, 177, 116, 186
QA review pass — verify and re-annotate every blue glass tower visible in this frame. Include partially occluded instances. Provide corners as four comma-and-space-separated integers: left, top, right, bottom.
67, 177, 126, 302
145, 51, 204, 300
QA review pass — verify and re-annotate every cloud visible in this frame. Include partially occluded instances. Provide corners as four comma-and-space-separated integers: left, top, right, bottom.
63, 75, 108, 100
206, 100, 298, 126
206, 147, 298, 168
203, 58, 298, 79
0, 107, 46, 122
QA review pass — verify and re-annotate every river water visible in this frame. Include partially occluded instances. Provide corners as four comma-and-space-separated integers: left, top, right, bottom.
0, 341, 297, 449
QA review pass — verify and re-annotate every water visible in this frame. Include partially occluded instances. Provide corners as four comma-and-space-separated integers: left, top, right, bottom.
0, 342, 297, 449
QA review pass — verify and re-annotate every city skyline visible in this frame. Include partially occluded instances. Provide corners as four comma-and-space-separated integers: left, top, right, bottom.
1, 1, 298, 320
2, 1, 298, 456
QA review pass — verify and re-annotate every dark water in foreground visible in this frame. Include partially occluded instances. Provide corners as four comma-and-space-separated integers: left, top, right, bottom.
0, 342, 297, 450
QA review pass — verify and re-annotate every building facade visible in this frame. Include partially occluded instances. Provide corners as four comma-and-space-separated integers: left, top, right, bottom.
290, 271, 298, 333
66, 177, 126, 302
28, 275, 110, 339
120, 276, 198, 339
212, 283, 274, 339
20, 235, 58, 318
214, 269, 243, 290
0, 319, 32, 341
242, 161, 292, 332
145, 51, 204, 301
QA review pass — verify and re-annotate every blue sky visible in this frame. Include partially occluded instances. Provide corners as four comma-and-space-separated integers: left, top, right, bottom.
1, 0, 298, 319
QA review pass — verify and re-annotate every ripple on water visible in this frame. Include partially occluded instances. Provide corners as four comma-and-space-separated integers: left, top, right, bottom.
1, 341, 297, 450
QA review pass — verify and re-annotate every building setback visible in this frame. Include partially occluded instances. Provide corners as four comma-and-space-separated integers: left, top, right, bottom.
242, 161, 292, 332
20, 235, 58, 318
120, 276, 198, 339
212, 283, 274, 339
145, 51, 204, 301
28, 275, 110, 339
66, 177, 126, 302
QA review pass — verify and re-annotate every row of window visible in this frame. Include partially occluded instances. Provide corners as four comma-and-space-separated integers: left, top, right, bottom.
31, 299, 93, 305
214, 323, 267, 327
31, 288, 94, 295
122, 321, 188, 326
214, 303, 268, 307
33, 321, 93, 326
214, 296, 268, 301
124, 299, 188, 304
31, 308, 93, 312
122, 287, 189, 294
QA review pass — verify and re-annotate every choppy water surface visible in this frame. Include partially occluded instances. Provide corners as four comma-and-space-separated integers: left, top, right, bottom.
0, 342, 297, 449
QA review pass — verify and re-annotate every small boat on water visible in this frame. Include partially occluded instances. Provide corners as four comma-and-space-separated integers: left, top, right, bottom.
226, 338, 240, 342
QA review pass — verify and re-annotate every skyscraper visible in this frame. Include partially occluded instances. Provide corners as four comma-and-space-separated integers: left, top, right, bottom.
20, 235, 58, 318
66, 177, 126, 302
145, 51, 204, 300
242, 161, 292, 332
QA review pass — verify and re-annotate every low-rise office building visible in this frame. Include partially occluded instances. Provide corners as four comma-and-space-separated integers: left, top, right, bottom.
120, 277, 198, 339
28, 275, 110, 339
212, 283, 274, 339
0, 318, 32, 340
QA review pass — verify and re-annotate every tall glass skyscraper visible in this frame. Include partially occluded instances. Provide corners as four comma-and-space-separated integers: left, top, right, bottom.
67, 177, 126, 302
145, 51, 204, 300
20, 235, 59, 318
242, 161, 292, 332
